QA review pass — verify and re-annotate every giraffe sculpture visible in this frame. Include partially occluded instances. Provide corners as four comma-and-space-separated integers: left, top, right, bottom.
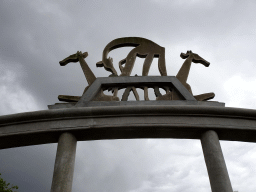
174, 50, 215, 101
57, 41, 214, 103
96, 37, 168, 100
58, 51, 119, 102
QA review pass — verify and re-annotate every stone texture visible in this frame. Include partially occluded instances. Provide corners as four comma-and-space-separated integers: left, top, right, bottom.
2, 105, 256, 150
74, 76, 196, 107
96, 37, 167, 77
51, 132, 77, 192
201, 130, 233, 192
175, 50, 214, 100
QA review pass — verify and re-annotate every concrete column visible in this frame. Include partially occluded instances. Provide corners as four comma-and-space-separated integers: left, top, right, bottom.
201, 130, 233, 192
51, 132, 77, 192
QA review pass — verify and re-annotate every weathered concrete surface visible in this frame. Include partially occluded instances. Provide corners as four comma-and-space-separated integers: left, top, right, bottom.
96, 37, 167, 77
51, 132, 77, 192
1, 105, 256, 149
201, 130, 233, 192
49, 100, 224, 109
75, 76, 196, 106
59, 51, 96, 85
176, 50, 212, 100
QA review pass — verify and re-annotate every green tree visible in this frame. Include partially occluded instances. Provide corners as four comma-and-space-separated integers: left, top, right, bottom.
0, 173, 18, 192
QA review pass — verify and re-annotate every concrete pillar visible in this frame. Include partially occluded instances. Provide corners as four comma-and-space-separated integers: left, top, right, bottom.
51, 132, 77, 192
201, 130, 233, 192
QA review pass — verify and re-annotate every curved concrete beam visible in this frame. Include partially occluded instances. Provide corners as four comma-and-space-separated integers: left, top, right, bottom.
1, 105, 256, 149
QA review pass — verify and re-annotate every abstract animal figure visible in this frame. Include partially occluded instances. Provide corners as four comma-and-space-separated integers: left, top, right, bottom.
97, 37, 167, 77
59, 51, 119, 102
119, 61, 140, 101
175, 50, 215, 101
97, 37, 168, 100
60, 51, 96, 86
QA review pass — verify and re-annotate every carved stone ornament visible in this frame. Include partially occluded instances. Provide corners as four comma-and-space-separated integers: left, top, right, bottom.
50, 37, 218, 109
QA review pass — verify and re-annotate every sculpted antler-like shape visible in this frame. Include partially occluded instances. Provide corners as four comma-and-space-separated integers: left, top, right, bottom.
96, 57, 117, 77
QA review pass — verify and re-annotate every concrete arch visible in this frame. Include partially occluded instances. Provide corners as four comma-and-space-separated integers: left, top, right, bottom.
1, 105, 256, 150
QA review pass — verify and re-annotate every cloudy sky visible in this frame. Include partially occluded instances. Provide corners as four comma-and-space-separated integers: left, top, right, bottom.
0, 0, 256, 191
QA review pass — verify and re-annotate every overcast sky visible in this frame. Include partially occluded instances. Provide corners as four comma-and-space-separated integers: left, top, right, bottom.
0, 0, 256, 192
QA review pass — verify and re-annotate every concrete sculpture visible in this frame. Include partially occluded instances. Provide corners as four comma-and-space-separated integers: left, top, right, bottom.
1, 37, 243, 192
56, 37, 215, 104
96, 37, 167, 77
47, 37, 234, 192
96, 37, 167, 100
58, 51, 119, 102
175, 50, 215, 101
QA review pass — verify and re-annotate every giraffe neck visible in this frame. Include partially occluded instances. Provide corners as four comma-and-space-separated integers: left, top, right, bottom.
79, 56, 96, 85
176, 56, 193, 85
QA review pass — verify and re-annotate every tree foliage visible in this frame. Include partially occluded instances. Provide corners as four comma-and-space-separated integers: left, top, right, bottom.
0, 173, 18, 192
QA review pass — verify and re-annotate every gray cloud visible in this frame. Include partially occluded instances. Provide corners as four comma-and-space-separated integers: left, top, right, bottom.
0, 0, 256, 192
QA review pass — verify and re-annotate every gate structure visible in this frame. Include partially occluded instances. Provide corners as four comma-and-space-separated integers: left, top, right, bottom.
1, 37, 255, 192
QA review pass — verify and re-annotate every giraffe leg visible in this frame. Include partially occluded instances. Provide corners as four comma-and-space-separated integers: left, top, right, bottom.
120, 49, 138, 76
142, 53, 154, 100
158, 49, 167, 76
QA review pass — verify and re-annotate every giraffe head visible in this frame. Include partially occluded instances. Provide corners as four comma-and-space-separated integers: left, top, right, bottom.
180, 50, 210, 67
59, 51, 88, 66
